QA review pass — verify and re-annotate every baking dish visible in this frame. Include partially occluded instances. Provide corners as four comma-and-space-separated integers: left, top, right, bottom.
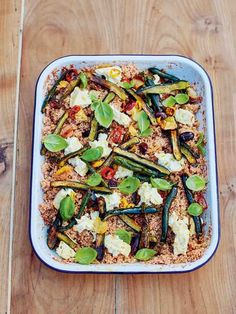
30, 55, 220, 273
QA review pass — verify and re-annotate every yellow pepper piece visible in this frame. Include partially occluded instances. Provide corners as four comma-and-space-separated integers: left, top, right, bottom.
93, 217, 108, 234
59, 80, 69, 88
92, 159, 104, 168
70, 190, 76, 202
127, 203, 135, 208
54, 165, 73, 176
109, 68, 121, 78
120, 197, 129, 208
135, 101, 143, 111
129, 125, 138, 136
75, 109, 88, 122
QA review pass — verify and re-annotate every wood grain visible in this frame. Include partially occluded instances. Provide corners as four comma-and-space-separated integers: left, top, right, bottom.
0, 0, 21, 312
9, 0, 236, 313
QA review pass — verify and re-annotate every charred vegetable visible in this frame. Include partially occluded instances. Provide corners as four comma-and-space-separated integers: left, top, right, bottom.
130, 233, 141, 255
97, 196, 106, 218
113, 147, 170, 175
181, 175, 202, 235
58, 217, 77, 232
54, 111, 69, 135
157, 116, 177, 130
179, 131, 194, 142
51, 181, 112, 194
180, 142, 199, 164
119, 215, 142, 232
95, 234, 105, 261
90, 75, 127, 100
105, 207, 159, 219
88, 118, 98, 141
47, 215, 62, 249
58, 146, 88, 167
120, 137, 140, 150
170, 130, 182, 161
56, 232, 77, 250
137, 81, 190, 95
77, 191, 92, 219
149, 67, 180, 82
160, 186, 178, 242
103, 92, 116, 103
145, 78, 162, 112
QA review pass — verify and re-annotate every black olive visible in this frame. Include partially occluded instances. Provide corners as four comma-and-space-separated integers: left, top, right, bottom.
179, 132, 194, 142
155, 112, 167, 119
82, 129, 90, 137
108, 179, 118, 187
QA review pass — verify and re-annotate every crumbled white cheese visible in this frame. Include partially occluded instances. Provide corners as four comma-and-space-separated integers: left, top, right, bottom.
138, 182, 163, 206
155, 152, 185, 172
175, 108, 194, 126
96, 192, 121, 211
89, 133, 112, 158
153, 74, 161, 84
114, 166, 133, 179
70, 87, 92, 108
168, 212, 190, 255
110, 104, 132, 127
74, 211, 99, 241
56, 241, 76, 259
95, 66, 122, 84
64, 137, 83, 155
68, 157, 88, 176
104, 234, 131, 257
53, 188, 75, 209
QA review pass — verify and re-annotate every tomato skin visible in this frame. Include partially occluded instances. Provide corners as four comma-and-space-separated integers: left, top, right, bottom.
69, 105, 81, 119
101, 167, 116, 180
66, 69, 78, 82
123, 99, 136, 112
110, 126, 124, 144
195, 192, 208, 210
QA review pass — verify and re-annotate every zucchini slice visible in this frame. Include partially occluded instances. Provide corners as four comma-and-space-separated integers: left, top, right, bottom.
51, 180, 112, 194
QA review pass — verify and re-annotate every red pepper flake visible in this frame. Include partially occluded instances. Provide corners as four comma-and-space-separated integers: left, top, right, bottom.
66, 69, 78, 82
123, 99, 136, 112
49, 99, 60, 109
138, 142, 148, 155
195, 192, 208, 210
109, 126, 124, 144
101, 167, 116, 180
69, 105, 81, 120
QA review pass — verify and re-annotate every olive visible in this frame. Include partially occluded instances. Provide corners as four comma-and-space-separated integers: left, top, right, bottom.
155, 112, 167, 119
179, 132, 194, 142
138, 142, 148, 154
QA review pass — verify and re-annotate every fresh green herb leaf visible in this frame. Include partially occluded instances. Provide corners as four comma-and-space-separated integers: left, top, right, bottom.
187, 202, 203, 216
95, 101, 114, 128
79, 72, 88, 89
137, 110, 150, 133
43, 134, 68, 152
150, 178, 174, 191
135, 248, 156, 261
140, 127, 152, 137
196, 132, 206, 156
119, 80, 135, 89
186, 175, 206, 191
81, 147, 103, 162
118, 176, 140, 195
89, 91, 99, 102
175, 93, 189, 104
162, 96, 176, 107
59, 195, 75, 221
115, 229, 132, 244
75, 247, 97, 265
86, 173, 102, 186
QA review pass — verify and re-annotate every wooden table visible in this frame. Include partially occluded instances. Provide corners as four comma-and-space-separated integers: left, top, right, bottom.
1, 0, 235, 313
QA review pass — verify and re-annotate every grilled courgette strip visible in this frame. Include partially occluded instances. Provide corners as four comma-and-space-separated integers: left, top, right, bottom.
51, 180, 112, 194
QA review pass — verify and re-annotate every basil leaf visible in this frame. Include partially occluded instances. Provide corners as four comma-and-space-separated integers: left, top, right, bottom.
115, 229, 132, 244
43, 134, 68, 152
81, 147, 103, 162
196, 132, 206, 156
59, 195, 75, 221
187, 202, 203, 216
119, 81, 135, 89
186, 175, 206, 191
162, 96, 176, 107
150, 178, 174, 191
135, 248, 156, 261
86, 173, 102, 186
75, 247, 97, 265
118, 176, 140, 195
95, 102, 114, 128
137, 111, 150, 133
79, 72, 88, 89
140, 127, 152, 137
175, 93, 189, 104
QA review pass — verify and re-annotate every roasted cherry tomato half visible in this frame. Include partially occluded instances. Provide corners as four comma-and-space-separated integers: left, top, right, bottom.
123, 99, 136, 112
110, 126, 123, 144
101, 167, 116, 180
49, 99, 60, 109
66, 69, 78, 82
195, 192, 208, 210
69, 105, 81, 119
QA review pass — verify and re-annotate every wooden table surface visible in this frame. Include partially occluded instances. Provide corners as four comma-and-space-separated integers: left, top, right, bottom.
1, 0, 236, 313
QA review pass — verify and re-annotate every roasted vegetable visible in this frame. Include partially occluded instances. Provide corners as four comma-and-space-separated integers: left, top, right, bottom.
145, 78, 162, 112
103, 92, 116, 103
47, 215, 62, 249
54, 111, 69, 135
148, 67, 180, 82
86, 163, 108, 188
120, 137, 140, 150
97, 196, 106, 218
90, 75, 127, 100
95, 234, 105, 261
58, 146, 88, 167
58, 217, 77, 232
77, 191, 92, 219
88, 118, 98, 141
148, 235, 158, 249
119, 215, 141, 232
98, 152, 114, 173
105, 207, 159, 219
170, 130, 182, 161
157, 116, 177, 130
134, 174, 151, 182
179, 131, 194, 142
127, 89, 157, 125
137, 81, 190, 95
180, 142, 199, 164
181, 175, 202, 235
130, 233, 141, 255
51, 181, 112, 194
132, 77, 144, 89
113, 147, 170, 175
56, 232, 77, 250
160, 186, 178, 242
60, 77, 80, 101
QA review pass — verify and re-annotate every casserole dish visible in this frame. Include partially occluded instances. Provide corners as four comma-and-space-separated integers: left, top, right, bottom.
30, 55, 219, 273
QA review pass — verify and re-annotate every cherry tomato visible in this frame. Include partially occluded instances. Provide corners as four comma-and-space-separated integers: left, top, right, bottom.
49, 99, 60, 109
69, 105, 81, 119
195, 192, 208, 210
66, 69, 78, 82
101, 167, 116, 180
60, 125, 74, 138
123, 99, 136, 112
110, 127, 123, 144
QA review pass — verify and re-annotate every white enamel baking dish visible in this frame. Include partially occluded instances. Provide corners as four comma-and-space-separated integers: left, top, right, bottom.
30, 55, 220, 273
